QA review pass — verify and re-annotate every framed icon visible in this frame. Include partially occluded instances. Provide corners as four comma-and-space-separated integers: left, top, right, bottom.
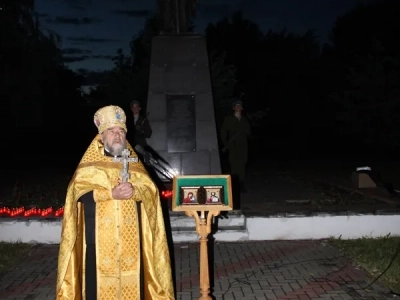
172, 175, 233, 211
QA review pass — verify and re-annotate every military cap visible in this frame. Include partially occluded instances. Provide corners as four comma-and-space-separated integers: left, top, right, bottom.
130, 100, 141, 107
232, 100, 243, 107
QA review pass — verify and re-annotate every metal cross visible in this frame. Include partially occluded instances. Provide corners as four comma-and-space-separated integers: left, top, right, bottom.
113, 149, 138, 182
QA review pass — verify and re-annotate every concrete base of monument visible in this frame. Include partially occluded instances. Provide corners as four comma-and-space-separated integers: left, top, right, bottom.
0, 210, 399, 243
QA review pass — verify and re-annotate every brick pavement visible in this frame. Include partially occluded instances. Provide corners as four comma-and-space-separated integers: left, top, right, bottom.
0, 240, 392, 300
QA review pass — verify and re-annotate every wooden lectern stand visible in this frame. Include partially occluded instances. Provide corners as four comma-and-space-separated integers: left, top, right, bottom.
172, 175, 233, 300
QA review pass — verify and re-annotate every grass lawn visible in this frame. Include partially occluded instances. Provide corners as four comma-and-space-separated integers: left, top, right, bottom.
0, 242, 33, 274
330, 235, 400, 295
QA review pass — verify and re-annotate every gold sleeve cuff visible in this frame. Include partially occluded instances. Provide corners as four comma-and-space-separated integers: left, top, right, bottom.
93, 188, 112, 202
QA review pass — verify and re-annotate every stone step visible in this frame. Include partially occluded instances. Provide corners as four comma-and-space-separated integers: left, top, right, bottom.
169, 210, 249, 242
169, 210, 246, 232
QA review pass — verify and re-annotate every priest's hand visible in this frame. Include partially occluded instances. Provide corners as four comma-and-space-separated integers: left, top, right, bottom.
112, 180, 134, 200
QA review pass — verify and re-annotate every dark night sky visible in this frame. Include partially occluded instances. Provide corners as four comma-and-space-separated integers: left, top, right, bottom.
36, 0, 362, 72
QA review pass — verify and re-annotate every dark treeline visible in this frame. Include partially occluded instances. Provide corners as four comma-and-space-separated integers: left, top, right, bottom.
2, 0, 400, 168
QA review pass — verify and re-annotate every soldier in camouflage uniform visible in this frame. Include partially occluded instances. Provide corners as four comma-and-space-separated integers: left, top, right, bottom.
220, 100, 251, 192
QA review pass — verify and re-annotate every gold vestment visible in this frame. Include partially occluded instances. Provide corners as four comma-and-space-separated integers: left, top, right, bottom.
56, 135, 174, 300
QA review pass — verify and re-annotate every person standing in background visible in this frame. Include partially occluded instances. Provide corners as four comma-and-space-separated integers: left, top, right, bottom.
220, 100, 251, 193
128, 100, 152, 147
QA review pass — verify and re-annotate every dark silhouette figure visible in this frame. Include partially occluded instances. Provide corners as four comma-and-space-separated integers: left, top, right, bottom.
157, 0, 198, 33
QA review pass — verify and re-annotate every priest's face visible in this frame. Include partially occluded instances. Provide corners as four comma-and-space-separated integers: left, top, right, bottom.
101, 126, 127, 156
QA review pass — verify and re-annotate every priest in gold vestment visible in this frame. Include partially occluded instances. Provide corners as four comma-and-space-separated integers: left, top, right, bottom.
56, 105, 175, 300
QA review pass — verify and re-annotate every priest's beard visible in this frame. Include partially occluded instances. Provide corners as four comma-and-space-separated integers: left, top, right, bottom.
104, 139, 127, 156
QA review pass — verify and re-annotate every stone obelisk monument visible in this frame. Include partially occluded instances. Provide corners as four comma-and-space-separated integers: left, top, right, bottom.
146, 0, 221, 179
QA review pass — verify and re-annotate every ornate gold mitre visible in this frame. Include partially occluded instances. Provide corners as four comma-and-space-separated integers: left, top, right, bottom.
93, 105, 127, 133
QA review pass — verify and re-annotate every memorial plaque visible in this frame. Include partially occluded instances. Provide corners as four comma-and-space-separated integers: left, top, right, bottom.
166, 94, 196, 152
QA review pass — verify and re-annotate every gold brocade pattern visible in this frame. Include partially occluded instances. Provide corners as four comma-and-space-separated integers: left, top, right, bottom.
56, 135, 175, 300
93, 189, 110, 201
96, 198, 140, 299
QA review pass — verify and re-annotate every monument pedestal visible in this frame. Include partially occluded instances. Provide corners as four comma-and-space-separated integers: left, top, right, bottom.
146, 35, 221, 178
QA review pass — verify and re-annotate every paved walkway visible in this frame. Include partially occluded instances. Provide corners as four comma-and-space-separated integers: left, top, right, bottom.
0, 240, 392, 300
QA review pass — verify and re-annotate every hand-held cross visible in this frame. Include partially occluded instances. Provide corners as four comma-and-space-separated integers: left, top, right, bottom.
113, 149, 138, 183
